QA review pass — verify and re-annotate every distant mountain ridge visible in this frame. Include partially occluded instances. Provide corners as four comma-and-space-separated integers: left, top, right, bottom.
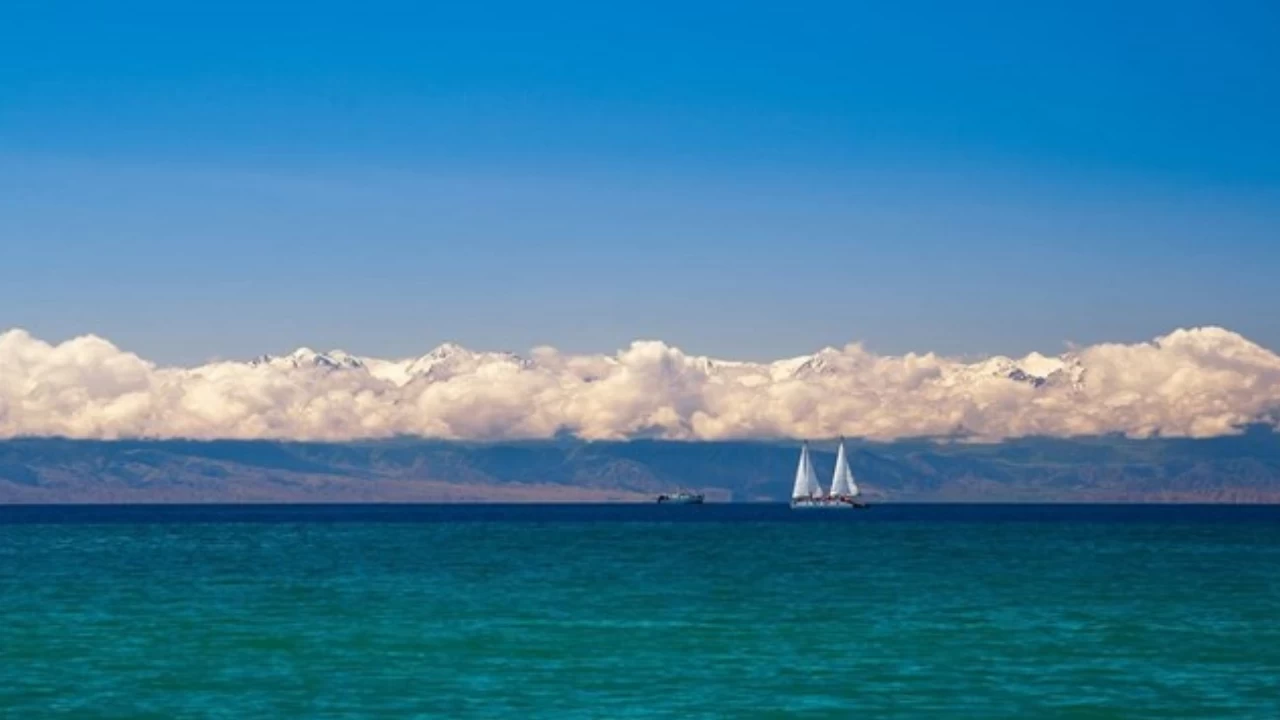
238, 339, 1084, 389
4, 427, 1280, 503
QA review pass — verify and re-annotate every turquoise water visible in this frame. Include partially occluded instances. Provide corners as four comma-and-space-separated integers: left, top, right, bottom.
3, 505, 1280, 718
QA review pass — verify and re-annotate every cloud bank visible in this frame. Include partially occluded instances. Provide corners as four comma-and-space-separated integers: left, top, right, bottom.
1, 327, 1278, 442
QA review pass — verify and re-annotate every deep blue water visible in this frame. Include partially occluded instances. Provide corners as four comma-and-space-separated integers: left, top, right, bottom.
3, 504, 1279, 718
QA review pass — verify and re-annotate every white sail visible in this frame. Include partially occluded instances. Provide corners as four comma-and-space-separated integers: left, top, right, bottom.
791, 442, 823, 499
829, 439, 858, 497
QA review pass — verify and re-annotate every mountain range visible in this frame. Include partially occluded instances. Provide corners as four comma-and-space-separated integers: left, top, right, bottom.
246, 340, 1086, 389
4, 426, 1280, 503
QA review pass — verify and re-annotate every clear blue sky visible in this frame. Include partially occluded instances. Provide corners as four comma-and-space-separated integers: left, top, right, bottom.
2, 1, 1277, 364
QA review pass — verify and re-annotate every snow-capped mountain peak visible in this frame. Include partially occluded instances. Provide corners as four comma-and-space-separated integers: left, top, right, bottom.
933, 351, 1085, 391
249, 347, 366, 371
388, 344, 532, 385
784, 347, 847, 379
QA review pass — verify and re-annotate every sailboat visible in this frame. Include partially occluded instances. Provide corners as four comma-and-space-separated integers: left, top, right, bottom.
789, 438, 867, 509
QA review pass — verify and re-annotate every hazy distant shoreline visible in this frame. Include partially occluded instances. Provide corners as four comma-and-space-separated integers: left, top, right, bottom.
4, 430, 1280, 504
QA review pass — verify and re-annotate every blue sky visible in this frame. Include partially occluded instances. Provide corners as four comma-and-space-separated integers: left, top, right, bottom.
2, 1, 1277, 364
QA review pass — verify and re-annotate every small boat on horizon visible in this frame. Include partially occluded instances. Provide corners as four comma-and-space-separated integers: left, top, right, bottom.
657, 490, 705, 504
790, 438, 867, 510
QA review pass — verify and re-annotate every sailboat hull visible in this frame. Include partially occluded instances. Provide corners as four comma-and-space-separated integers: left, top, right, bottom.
790, 498, 868, 510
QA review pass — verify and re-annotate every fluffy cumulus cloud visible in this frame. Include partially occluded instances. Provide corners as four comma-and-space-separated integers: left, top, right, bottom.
1, 327, 1278, 442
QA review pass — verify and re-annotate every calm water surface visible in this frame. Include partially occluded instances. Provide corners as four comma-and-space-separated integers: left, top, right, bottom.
2, 504, 1279, 718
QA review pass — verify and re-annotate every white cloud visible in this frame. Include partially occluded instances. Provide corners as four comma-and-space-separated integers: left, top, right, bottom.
0, 326, 1277, 442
